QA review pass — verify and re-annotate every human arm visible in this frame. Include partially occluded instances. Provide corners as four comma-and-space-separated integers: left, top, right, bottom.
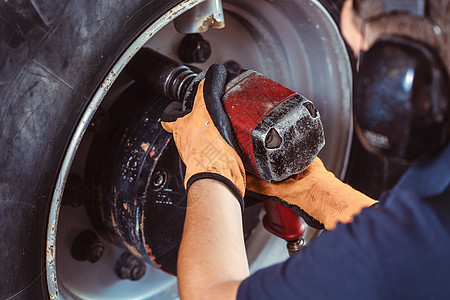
238, 183, 450, 300
160, 63, 376, 298
176, 160, 376, 298
160, 64, 249, 298
177, 179, 249, 300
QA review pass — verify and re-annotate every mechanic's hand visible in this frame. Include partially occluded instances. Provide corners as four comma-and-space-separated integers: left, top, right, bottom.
161, 64, 245, 209
246, 158, 377, 230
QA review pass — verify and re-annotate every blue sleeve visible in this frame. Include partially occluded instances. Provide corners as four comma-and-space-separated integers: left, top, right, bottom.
237, 189, 450, 300
238, 207, 385, 300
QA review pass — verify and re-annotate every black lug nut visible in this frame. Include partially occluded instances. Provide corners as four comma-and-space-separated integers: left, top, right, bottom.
287, 238, 305, 256
223, 60, 241, 75
179, 33, 211, 63
115, 252, 146, 281
71, 230, 105, 263
90, 108, 112, 135
63, 173, 89, 207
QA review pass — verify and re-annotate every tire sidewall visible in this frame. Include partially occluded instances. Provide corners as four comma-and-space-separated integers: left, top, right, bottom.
0, 1, 181, 298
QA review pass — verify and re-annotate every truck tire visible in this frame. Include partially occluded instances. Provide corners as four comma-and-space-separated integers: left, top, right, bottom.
0, 1, 181, 298
1, 0, 357, 299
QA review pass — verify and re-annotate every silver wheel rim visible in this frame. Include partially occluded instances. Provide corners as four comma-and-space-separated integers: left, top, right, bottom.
47, 0, 353, 298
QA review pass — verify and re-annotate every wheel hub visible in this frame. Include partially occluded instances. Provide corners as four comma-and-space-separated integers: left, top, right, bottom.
85, 84, 186, 274
49, 0, 354, 298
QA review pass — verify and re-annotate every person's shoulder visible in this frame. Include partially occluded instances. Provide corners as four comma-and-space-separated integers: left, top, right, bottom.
356, 179, 450, 299
391, 143, 450, 199
376, 142, 450, 227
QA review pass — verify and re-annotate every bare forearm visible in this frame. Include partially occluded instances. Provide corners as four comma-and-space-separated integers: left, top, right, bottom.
177, 179, 249, 300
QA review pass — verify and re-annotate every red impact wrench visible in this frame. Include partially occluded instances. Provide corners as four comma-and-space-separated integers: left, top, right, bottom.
126, 48, 325, 254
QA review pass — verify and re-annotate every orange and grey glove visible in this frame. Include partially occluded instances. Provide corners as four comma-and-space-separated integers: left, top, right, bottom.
246, 158, 377, 230
161, 64, 245, 209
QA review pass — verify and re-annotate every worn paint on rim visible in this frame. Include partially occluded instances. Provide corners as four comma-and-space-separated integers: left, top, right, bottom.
45, 0, 206, 298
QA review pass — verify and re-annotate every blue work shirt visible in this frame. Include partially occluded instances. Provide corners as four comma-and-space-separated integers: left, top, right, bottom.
238, 144, 450, 299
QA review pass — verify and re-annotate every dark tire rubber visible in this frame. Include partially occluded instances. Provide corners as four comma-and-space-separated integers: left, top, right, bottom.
0, 1, 180, 298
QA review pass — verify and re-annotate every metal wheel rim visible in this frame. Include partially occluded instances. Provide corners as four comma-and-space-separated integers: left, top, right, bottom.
47, 0, 353, 298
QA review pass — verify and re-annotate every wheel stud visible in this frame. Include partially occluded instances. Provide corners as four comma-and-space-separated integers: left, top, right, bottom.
90, 108, 112, 135
63, 173, 89, 207
224, 60, 241, 75
179, 33, 211, 63
151, 170, 167, 189
115, 252, 146, 281
71, 230, 105, 263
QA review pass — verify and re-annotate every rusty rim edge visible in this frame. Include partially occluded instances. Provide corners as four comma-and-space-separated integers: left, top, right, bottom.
45, 1, 206, 299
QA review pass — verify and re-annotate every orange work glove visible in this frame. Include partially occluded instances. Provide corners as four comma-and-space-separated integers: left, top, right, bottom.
161, 64, 245, 209
246, 158, 377, 230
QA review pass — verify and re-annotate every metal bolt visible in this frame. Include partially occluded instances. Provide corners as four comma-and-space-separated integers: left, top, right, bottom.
71, 230, 105, 263
223, 60, 241, 75
63, 173, 89, 207
91, 109, 112, 134
287, 238, 305, 256
115, 252, 146, 281
151, 170, 167, 189
179, 33, 211, 63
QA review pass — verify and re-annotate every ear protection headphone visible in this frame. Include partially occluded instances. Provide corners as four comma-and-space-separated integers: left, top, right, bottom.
354, 0, 450, 162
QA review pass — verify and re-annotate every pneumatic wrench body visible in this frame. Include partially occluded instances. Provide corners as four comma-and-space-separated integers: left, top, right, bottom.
126, 47, 325, 182
126, 48, 325, 254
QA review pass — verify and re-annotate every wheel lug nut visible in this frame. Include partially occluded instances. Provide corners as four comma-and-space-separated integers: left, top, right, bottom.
287, 238, 305, 256
224, 60, 241, 75
90, 108, 112, 135
71, 230, 105, 263
115, 252, 146, 281
179, 33, 211, 63
63, 173, 89, 207
151, 170, 167, 189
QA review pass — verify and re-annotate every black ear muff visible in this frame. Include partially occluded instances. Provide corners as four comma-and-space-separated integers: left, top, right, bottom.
355, 35, 450, 161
